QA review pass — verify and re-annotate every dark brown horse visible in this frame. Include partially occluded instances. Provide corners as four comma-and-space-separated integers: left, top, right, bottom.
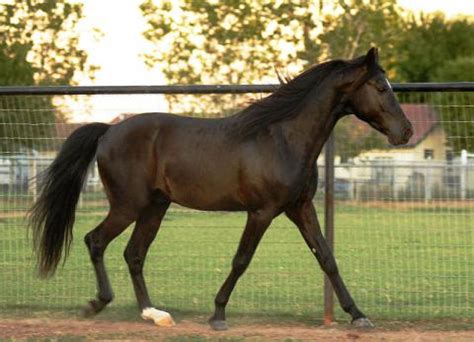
30, 48, 413, 330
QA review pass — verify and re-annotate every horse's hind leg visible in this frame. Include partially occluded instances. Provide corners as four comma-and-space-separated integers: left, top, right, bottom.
83, 210, 134, 316
124, 198, 173, 326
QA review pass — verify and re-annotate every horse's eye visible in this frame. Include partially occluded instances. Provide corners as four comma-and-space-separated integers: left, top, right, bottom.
376, 83, 388, 93
369, 79, 388, 93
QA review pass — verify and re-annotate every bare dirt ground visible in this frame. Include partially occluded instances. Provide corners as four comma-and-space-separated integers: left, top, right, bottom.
1, 318, 473, 341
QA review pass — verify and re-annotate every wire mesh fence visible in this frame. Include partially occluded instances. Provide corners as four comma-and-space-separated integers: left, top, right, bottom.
0, 86, 472, 322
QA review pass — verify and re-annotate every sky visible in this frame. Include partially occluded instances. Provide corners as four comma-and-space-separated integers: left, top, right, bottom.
69, 0, 167, 122
398, 0, 474, 18
69, 0, 474, 122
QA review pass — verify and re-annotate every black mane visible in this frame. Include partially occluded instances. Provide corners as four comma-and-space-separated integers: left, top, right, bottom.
234, 57, 367, 138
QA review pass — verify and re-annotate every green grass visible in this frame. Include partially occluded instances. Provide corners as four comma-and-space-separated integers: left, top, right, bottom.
0, 202, 473, 323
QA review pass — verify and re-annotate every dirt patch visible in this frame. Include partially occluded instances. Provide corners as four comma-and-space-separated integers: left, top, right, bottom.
1, 318, 473, 341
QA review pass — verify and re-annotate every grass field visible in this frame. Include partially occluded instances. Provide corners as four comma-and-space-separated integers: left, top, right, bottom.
0, 200, 473, 325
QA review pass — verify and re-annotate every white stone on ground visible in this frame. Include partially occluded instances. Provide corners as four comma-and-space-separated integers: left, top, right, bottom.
141, 307, 176, 327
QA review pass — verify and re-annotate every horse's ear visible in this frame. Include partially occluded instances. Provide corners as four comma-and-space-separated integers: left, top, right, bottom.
365, 47, 379, 66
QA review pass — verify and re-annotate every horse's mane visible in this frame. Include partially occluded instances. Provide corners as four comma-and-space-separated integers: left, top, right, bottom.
234, 56, 366, 138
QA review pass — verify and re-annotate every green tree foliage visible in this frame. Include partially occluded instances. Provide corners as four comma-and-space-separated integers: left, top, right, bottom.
395, 14, 474, 152
318, 0, 403, 155
433, 56, 474, 82
1, 0, 95, 85
140, 1, 474, 153
141, 0, 324, 84
0, 0, 94, 152
319, 0, 404, 70
432, 56, 474, 152
395, 14, 474, 82
140, 0, 327, 113
140, 0, 398, 155
392, 14, 474, 152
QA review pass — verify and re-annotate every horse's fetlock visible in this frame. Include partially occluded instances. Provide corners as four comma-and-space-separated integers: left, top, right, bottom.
214, 295, 228, 308
342, 303, 354, 313
98, 293, 113, 304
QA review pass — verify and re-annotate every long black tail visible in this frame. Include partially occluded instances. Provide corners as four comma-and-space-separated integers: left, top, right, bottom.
29, 123, 110, 278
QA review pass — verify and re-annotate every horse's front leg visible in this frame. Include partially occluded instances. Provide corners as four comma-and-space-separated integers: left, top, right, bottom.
286, 200, 373, 328
209, 209, 274, 331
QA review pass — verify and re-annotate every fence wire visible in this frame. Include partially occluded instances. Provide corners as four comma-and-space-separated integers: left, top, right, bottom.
0, 89, 472, 322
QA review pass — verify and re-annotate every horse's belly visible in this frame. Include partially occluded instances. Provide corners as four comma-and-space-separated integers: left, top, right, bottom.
165, 181, 246, 211
154, 143, 265, 211
156, 166, 248, 211
172, 194, 246, 211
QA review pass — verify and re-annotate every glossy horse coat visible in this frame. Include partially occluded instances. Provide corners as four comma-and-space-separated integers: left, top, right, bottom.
30, 48, 413, 329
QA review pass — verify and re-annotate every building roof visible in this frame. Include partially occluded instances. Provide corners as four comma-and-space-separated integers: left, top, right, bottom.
54, 113, 135, 140
110, 113, 136, 124
55, 122, 84, 140
400, 103, 439, 147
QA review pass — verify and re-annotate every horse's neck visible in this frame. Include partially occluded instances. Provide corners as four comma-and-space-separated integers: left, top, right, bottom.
281, 86, 341, 164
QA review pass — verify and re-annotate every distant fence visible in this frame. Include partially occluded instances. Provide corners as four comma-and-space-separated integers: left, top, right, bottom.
0, 83, 473, 322
2, 157, 473, 202
330, 158, 474, 201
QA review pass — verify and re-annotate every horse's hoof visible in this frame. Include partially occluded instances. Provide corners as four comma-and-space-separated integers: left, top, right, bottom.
141, 307, 176, 327
209, 319, 228, 331
352, 317, 375, 328
81, 301, 98, 318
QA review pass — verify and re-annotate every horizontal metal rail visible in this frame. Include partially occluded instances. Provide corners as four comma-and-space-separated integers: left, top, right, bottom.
0, 82, 473, 95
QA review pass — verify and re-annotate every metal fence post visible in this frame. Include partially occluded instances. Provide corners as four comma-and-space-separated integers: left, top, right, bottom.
324, 132, 335, 325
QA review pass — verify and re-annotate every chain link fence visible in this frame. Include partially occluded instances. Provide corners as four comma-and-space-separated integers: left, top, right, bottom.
0, 85, 472, 321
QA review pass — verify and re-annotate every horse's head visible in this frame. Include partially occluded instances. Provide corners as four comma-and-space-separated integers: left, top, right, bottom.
340, 48, 413, 146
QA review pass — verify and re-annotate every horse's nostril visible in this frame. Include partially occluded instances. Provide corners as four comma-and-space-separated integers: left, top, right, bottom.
404, 127, 413, 139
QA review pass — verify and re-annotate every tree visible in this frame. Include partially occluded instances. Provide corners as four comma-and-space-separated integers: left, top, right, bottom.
394, 14, 474, 82
394, 14, 474, 152
317, 0, 407, 156
140, 0, 405, 157
140, 1, 473, 154
140, 0, 330, 113
318, 0, 405, 71
434, 56, 474, 82
141, 0, 407, 84
1, 0, 95, 86
0, 0, 94, 152
141, 0, 326, 84
432, 56, 474, 152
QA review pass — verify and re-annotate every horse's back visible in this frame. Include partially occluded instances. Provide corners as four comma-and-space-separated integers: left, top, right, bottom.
96, 112, 302, 212
96, 112, 248, 211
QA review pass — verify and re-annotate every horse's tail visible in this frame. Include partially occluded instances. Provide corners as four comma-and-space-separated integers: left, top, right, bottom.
29, 122, 110, 278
